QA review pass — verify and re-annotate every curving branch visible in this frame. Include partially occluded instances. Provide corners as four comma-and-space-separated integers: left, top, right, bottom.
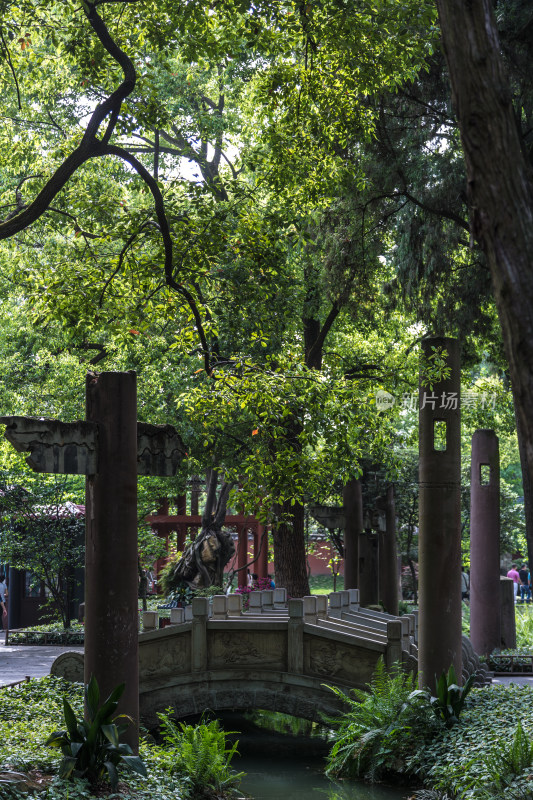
0, 0, 217, 376
101, 143, 212, 372
0, 29, 22, 111
0, 2, 135, 239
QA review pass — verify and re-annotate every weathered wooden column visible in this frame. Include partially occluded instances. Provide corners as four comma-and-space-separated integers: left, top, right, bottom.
85, 371, 139, 750
470, 430, 500, 656
342, 478, 362, 590
418, 337, 462, 690
237, 526, 248, 588
380, 486, 399, 615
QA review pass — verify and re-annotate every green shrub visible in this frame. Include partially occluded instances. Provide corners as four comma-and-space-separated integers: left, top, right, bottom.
515, 605, 533, 649
156, 710, 244, 798
46, 676, 146, 789
429, 665, 476, 727
0, 678, 191, 800
325, 658, 437, 782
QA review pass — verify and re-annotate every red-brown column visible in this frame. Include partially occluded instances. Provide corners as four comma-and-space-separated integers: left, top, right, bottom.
190, 477, 200, 516
256, 524, 269, 578
381, 485, 399, 615
342, 478, 362, 590
176, 493, 187, 515
470, 429, 500, 656
85, 371, 139, 750
176, 524, 186, 551
237, 526, 248, 589
418, 337, 462, 691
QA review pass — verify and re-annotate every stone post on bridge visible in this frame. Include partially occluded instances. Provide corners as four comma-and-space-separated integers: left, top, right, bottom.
418, 337, 462, 691
469, 429, 501, 656
287, 598, 304, 674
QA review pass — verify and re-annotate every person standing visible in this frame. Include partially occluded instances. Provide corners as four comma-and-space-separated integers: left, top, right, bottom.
507, 564, 521, 601
519, 563, 532, 603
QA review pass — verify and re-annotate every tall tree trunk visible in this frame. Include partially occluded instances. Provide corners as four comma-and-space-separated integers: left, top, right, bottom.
514, 405, 533, 568
436, 0, 533, 550
272, 500, 310, 597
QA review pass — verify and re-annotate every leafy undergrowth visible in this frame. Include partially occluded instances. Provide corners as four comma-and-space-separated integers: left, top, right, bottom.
0, 677, 244, 800
325, 658, 533, 800
407, 684, 533, 800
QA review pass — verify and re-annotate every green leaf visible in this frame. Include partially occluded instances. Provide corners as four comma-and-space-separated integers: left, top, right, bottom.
63, 698, 78, 737
85, 675, 100, 719
101, 723, 120, 747
122, 755, 148, 776
104, 760, 119, 789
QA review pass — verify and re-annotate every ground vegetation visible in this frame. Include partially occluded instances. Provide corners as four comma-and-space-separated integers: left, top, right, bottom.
0, 676, 242, 800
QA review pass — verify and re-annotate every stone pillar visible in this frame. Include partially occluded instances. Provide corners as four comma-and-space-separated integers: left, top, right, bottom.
380, 486, 399, 615
237, 526, 248, 589
418, 337, 462, 691
191, 597, 209, 671
256, 525, 269, 579
386, 620, 403, 668
470, 430, 500, 656
342, 478, 362, 590
358, 529, 379, 606
287, 599, 304, 673
85, 371, 139, 750
500, 576, 517, 649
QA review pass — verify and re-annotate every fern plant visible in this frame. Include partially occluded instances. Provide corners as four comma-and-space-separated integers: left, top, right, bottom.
157, 710, 244, 798
324, 658, 435, 782
484, 721, 533, 789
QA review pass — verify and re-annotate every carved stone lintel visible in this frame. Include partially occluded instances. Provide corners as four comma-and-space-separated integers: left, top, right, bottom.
0, 416, 187, 477
0, 416, 98, 475
137, 422, 187, 476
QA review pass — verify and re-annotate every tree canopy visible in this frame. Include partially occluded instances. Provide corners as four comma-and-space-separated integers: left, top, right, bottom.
0, 0, 529, 594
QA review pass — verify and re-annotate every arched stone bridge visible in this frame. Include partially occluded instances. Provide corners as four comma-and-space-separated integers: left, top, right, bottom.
136, 591, 418, 726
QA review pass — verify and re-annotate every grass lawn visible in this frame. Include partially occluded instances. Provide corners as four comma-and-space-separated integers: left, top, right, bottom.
308, 574, 344, 594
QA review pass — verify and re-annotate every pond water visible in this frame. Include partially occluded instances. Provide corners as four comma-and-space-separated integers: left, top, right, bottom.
220, 713, 410, 800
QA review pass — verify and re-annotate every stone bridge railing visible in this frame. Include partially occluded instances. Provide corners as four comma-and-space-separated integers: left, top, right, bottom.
136, 592, 418, 725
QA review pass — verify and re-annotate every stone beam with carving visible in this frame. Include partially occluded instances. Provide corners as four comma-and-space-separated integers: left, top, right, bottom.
0, 416, 187, 478
137, 422, 187, 476
0, 416, 98, 475
308, 503, 346, 531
